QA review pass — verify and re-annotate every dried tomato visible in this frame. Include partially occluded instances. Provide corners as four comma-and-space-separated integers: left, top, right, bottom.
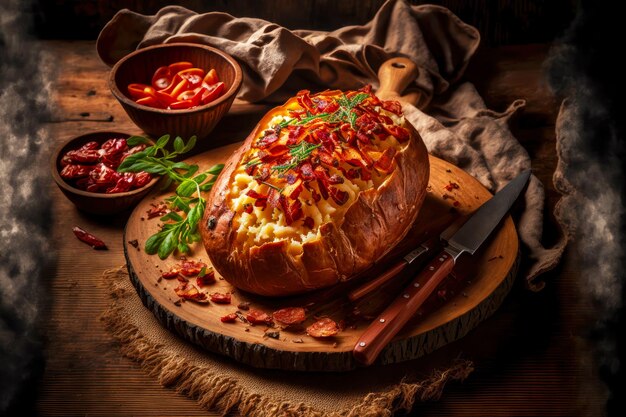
72, 226, 107, 250
272, 307, 306, 326
180, 260, 207, 277
66, 149, 100, 164
246, 309, 273, 325
174, 282, 209, 303
60, 164, 92, 180
306, 318, 339, 338
210, 292, 231, 304
220, 313, 238, 323
196, 270, 216, 287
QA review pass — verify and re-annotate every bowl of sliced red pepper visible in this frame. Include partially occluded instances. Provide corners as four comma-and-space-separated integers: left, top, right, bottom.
51, 131, 160, 215
109, 43, 242, 142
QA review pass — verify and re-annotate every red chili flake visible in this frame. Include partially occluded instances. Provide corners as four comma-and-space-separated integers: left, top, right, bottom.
243, 203, 253, 214
180, 260, 207, 277
246, 309, 273, 325
210, 292, 232, 304
306, 318, 339, 338
174, 282, 209, 303
196, 270, 216, 287
72, 226, 107, 250
161, 265, 181, 279
220, 313, 238, 323
442, 193, 455, 201
272, 307, 306, 326
147, 203, 170, 219
444, 181, 460, 192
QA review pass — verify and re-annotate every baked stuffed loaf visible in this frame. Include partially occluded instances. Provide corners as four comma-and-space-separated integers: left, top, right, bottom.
201, 87, 429, 296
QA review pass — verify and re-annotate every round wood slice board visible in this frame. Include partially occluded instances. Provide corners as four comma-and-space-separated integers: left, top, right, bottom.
123, 142, 519, 372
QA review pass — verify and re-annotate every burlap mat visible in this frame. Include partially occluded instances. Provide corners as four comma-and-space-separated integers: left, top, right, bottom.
101, 266, 472, 416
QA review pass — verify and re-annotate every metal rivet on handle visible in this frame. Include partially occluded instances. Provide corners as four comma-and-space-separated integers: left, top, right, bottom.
379, 318, 386, 323
359, 342, 366, 347
403, 293, 410, 299
439, 257, 444, 261
428, 266, 435, 271
413, 283, 420, 288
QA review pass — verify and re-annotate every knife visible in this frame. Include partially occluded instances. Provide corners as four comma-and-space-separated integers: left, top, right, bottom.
352, 169, 531, 365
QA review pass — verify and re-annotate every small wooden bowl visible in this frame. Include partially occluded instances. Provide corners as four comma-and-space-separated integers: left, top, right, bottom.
109, 43, 243, 141
51, 131, 160, 216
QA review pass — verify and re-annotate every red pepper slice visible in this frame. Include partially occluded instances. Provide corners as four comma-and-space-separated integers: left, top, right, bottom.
272, 307, 306, 325
201, 82, 225, 105
127, 83, 150, 100
306, 317, 339, 338
220, 313, 238, 323
169, 100, 194, 110
210, 292, 232, 304
72, 226, 107, 250
246, 309, 273, 325
168, 61, 194, 74
151, 66, 172, 90
136, 96, 166, 109
203, 68, 219, 85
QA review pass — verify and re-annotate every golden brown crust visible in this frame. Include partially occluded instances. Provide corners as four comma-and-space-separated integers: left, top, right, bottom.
201, 91, 429, 296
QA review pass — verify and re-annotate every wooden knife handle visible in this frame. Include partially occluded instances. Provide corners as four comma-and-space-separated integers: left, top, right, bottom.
347, 259, 407, 302
352, 251, 455, 365
377, 57, 420, 105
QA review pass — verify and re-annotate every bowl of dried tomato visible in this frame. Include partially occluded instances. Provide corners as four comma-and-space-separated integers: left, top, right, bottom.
109, 43, 243, 142
51, 131, 160, 215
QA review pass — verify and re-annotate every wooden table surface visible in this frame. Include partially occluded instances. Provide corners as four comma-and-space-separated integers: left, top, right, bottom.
37, 40, 604, 416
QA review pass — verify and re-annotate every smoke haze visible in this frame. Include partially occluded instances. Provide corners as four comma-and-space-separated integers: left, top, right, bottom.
0, 0, 55, 415
547, 1, 625, 415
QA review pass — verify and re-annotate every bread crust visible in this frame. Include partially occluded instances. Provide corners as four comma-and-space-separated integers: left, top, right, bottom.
201, 91, 429, 296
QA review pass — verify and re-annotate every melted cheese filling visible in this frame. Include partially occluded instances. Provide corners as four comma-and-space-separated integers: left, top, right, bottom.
229, 106, 407, 255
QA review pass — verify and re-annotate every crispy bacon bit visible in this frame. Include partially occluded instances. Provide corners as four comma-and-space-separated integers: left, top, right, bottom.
272, 307, 306, 326
210, 292, 232, 304
299, 162, 314, 180
444, 181, 460, 192
220, 313, 238, 323
147, 203, 170, 219
374, 147, 397, 173
282, 178, 303, 199
243, 203, 253, 214
246, 189, 267, 200
306, 317, 339, 338
174, 282, 209, 303
196, 270, 216, 287
329, 187, 349, 205
180, 260, 207, 277
237, 301, 250, 311
162, 266, 181, 279
246, 309, 273, 325
303, 216, 315, 229
383, 124, 409, 142
381, 100, 402, 115
257, 131, 279, 148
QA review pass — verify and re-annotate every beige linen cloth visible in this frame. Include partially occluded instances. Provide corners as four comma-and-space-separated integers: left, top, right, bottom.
96, 0, 568, 415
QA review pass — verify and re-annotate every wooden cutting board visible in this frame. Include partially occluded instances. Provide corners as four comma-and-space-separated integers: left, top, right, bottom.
123, 143, 519, 372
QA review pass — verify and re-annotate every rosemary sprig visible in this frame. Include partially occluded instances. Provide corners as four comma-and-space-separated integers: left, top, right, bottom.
117, 134, 223, 259
272, 142, 321, 175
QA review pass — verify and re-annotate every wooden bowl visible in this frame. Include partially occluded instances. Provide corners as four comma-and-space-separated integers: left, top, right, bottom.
51, 131, 160, 216
109, 43, 243, 142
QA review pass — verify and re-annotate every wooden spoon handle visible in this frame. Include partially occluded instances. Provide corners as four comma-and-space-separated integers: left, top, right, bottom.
377, 57, 420, 105
353, 251, 455, 366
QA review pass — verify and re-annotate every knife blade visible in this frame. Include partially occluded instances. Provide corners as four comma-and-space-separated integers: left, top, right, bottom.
352, 169, 531, 365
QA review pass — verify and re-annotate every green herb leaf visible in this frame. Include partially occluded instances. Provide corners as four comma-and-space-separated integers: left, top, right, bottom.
173, 136, 184, 153
155, 134, 170, 149
127, 136, 152, 146
158, 231, 177, 259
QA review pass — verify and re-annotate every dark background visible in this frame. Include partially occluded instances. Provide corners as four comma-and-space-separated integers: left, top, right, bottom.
34, 0, 576, 45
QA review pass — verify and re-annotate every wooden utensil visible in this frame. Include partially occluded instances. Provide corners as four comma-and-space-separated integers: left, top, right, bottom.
353, 170, 531, 366
377, 57, 422, 106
